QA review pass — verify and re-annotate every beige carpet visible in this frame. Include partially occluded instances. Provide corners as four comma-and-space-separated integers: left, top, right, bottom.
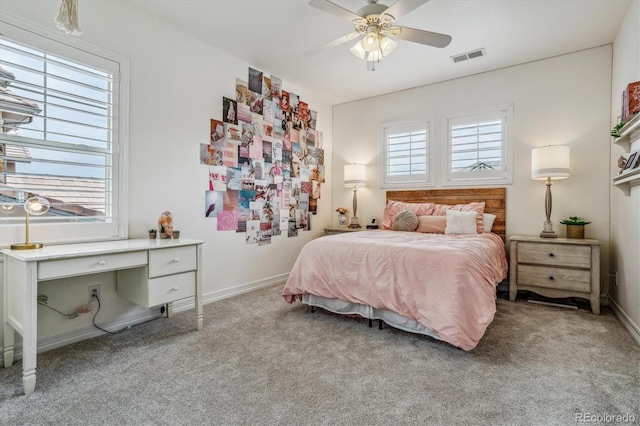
0, 284, 638, 425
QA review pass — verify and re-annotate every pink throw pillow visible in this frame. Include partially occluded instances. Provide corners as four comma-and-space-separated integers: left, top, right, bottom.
416, 215, 447, 233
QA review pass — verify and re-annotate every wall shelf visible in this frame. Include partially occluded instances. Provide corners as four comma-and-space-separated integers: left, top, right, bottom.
612, 113, 640, 196
613, 113, 640, 151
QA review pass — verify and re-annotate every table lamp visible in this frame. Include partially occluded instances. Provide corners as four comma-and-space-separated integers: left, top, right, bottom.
11, 195, 50, 250
531, 145, 570, 238
344, 163, 366, 229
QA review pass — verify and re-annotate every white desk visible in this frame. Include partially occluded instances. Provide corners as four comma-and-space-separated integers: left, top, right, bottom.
2, 238, 204, 395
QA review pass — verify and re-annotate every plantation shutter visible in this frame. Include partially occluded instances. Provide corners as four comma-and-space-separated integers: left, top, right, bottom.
0, 28, 119, 225
382, 121, 432, 186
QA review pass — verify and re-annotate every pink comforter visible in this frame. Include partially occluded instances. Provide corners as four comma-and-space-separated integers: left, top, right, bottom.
282, 230, 508, 350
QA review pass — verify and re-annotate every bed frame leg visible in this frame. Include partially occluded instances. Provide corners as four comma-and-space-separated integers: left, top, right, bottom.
379, 320, 383, 330
368, 319, 372, 328
311, 306, 315, 313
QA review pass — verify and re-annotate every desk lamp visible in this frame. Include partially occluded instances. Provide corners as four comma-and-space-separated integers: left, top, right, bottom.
531, 145, 570, 238
11, 195, 50, 250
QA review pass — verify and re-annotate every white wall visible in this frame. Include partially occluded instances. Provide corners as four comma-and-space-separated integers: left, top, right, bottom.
0, 1, 333, 353
610, 0, 640, 343
333, 46, 612, 292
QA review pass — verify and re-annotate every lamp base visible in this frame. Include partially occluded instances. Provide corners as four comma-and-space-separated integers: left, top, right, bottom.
348, 216, 361, 229
539, 220, 557, 238
539, 230, 557, 238
11, 242, 44, 250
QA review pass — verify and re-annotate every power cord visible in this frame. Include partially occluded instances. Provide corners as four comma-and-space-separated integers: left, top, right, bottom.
91, 294, 165, 335
37, 295, 91, 319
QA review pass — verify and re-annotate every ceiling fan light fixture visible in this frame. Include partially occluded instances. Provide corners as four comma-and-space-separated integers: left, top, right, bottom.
349, 41, 367, 59
379, 35, 398, 56
362, 29, 380, 52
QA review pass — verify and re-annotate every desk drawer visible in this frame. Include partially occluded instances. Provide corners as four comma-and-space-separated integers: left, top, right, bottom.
517, 242, 591, 268
149, 246, 196, 278
517, 265, 591, 293
39, 251, 147, 281
148, 272, 195, 306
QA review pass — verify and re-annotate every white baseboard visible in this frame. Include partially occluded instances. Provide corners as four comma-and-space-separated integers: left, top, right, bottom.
609, 297, 640, 347
1, 274, 289, 366
170, 273, 289, 313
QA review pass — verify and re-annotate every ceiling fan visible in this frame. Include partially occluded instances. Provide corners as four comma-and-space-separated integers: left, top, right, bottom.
306, 0, 452, 70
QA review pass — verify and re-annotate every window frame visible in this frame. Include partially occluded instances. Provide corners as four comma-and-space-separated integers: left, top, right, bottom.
379, 117, 435, 189
441, 104, 514, 186
0, 13, 129, 247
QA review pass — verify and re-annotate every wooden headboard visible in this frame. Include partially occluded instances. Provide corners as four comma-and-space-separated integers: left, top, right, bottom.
386, 188, 507, 241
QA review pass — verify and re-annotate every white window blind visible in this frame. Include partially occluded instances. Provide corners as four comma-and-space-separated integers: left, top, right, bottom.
0, 17, 127, 244
445, 106, 513, 185
381, 120, 433, 187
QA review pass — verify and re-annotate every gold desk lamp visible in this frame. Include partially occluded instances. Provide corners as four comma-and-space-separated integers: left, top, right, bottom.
11, 195, 50, 250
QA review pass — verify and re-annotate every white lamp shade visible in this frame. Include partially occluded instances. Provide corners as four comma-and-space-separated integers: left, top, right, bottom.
344, 163, 366, 188
350, 41, 366, 60
362, 32, 380, 53
531, 145, 570, 180
379, 36, 398, 56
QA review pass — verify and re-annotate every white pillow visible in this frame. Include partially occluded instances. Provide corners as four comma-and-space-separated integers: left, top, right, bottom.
483, 213, 497, 233
445, 210, 478, 235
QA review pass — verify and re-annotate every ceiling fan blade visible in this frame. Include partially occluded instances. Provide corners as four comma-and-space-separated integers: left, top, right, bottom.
308, 0, 363, 22
303, 32, 362, 57
389, 26, 452, 48
380, 0, 429, 21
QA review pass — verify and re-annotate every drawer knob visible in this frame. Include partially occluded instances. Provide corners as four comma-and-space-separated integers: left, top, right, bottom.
171, 287, 179, 292
98, 260, 107, 266
549, 253, 554, 257
548, 276, 554, 281
172, 258, 180, 263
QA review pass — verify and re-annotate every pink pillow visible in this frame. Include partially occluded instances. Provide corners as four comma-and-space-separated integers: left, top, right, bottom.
382, 200, 434, 230
416, 215, 446, 233
431, 202, 486, 234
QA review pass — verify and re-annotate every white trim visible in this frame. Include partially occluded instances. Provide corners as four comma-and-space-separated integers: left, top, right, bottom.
440, 104, 514, 187
379, 117, 435, 189
0, 13, 130, 246
609, 296, 640, 347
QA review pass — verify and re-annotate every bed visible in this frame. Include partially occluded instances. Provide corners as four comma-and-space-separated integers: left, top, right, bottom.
282, 188, 508, 350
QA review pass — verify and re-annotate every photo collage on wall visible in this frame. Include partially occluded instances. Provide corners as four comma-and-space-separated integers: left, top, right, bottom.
200, 67, 324, 245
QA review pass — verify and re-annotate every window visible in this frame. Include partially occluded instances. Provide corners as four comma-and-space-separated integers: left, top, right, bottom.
444, 105, 513, 185
380, 119, 434, 188
0, 17, 128, 245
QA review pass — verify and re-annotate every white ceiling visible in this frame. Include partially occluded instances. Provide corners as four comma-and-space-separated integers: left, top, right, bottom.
126, 0, 633, 105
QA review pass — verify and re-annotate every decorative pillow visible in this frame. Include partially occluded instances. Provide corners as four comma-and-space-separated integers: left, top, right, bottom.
483, 213, 497, 233
416, 215, 447, 233
431, 202, 486, 234
444, 210, 478, 235
382, 200, 434, 230
392, 210, 419, 232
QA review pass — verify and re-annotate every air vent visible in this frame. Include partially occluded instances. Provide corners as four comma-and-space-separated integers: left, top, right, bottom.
451, 48, 486, 63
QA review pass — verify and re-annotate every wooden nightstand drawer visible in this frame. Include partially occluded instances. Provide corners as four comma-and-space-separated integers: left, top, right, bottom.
517, 265, 591, 293
517, 242, 591, 268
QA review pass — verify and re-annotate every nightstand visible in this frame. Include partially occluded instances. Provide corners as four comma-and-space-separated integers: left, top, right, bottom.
509, 235, 601, 314
323, 227, 367, 236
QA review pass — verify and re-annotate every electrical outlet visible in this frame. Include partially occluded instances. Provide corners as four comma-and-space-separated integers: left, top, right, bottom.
88, 285, 101, 302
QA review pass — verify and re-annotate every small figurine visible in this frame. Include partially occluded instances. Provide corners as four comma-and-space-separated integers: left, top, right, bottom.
158, 211, 173, 237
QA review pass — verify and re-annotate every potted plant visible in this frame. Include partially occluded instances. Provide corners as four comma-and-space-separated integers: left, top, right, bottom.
148, 229, 157, 239
159, 224, 169, 239
560, 216, 591, 239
